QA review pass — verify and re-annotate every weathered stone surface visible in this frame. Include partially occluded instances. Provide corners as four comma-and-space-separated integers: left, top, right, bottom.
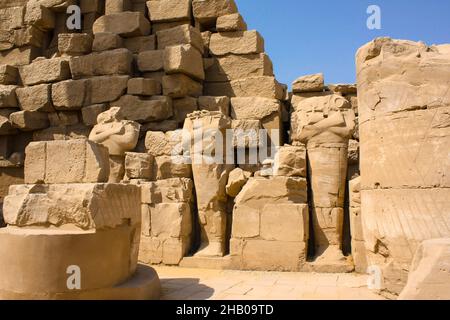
273, 145, 307, 177
231, 119, 260, 148
10, 110, 49, 131
156, 25, 204, 54
93, 12, 151, 37
3, 183, 140, 230
0, 6, 25, 31
153, 155, 192, 180
24, 140, 109, 184
204, 76, 284, 99
125, 152, 153, 180
147, 130, 182, 157
19, 58, 70, 86
0, 85, 18, 108
231, 97, 281, 121
58, 33, 93, 56
209, 30, 264, 56
198, 96, 229, 115
16, 84, 54, 112
205, 53, 273, 82
226, 167, 250, 197
147, 0, 191, 23
70, 49, 133, 79
399, 239, 450, 300
0, 47, 40, 66
138, 50, 164, 72
89, 75, 129, 104
292, 73, 324, 93
150, 202, 191, 238
113, 95, 173, 123
164, 44, 205, 81
24, 1, 55, 31
48, 111, 79, 127
216, 13, 247, 32
33, 124, 90, 141
0, 65, 18, 85
82, 104, 107, 126
173, 97, 198, 125
192, 0, 238, 25
51, 79, 88, 110
141, 178, 193, 204
105, 0, 131, 14
92, 32, 123, 52
162, 74, 203, 98
124, 35, 156, 53
260, 204, 309, 242
127, 78, 161, 96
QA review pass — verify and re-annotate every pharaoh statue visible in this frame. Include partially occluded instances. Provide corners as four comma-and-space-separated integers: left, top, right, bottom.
183, 111, 233, 257
293, 94, 356, 272
89, 107, 141, 183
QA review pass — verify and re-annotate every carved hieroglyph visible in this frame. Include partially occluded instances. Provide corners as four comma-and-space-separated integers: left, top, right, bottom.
293, 94, 355, 272
183, 111, 232, 257
89, 107, 140, 182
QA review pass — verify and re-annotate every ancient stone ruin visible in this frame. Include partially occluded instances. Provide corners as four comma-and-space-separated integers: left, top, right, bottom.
0, 0, 448, 300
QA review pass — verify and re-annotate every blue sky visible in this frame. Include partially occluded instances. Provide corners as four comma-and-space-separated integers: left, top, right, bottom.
235, 0, 450, 87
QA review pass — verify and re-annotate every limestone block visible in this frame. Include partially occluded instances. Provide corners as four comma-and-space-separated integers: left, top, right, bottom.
137, 50, 164, 72
399, 239, 450, 300
231, 205, 260, 238
153, 155, 192, 179
162, 74, 203, 98
162, 237, 190, 265
164, 44, 205, 81
24, 1, 55, 31
192, 0, 238, 25
51, 79, 88, 110
92, 32, 124, 52
144, 130, 181, 157
151, 21, 190, 33
141, 178, 194, 204
198, 96, 230, 116
204, 76, 284, 100
0, 6, 25, 30
19, 58, 70, 86
125, 152, 153, 179
216, 13, 247, 32
231, 119, 260, 148
114, 95, 173, 123
147, 0, 191, 23
273, 145, 307, 177
0, 47, 41, 67
10, 110, 49, 131
260, 204, 309, 242
292, 73, 324, 93
128, 78, 161, 96
124, 35, 156, 53
12, 26, 45, 49
3, 183, 140, 230
209, 30, 264, 56
225, 167, 250, 197
235, 176, 308, 211
93, 12, 151, 37
24, 140, 110, 184
241, 240, 307, 272
150, 202, 191, 238
89, 75, 129, 104
16, 84, 54, 112
48, 111, 79, 127
0, 85, 18, 108
58, 33, 93, 56
205, 53, 273, 82
70, 48, 133, 79
231, 97, 281, 121
33, 124, 90, 141
0, 65, 18, 85
105, 0, 131, 14
82, 104, 107, 126
156, 25, 204, 54
328, 83, 357, 95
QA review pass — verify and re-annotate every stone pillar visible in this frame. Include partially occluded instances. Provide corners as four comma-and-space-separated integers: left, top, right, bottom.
292, 93, 356, 272
356, 38, 450, 294
183, 111, 232, 257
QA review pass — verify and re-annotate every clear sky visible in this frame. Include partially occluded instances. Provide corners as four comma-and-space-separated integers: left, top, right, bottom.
235, 0, 450, 87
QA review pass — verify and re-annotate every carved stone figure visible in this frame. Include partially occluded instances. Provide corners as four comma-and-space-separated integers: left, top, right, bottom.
89, 107, 140, 183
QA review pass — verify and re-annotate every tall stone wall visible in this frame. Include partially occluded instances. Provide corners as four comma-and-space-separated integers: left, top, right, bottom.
356, 38, 450, 295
